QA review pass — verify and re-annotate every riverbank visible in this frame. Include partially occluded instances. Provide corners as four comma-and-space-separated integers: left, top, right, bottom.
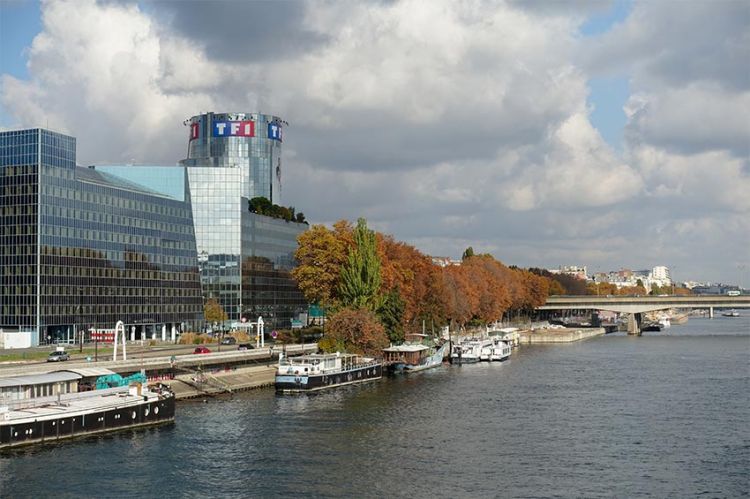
519, 327, 605, 344
161, 364, 277, 400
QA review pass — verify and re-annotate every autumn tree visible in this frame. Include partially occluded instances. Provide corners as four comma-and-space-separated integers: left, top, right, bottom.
378, 235, 448, 334
548, 279, 566, 295
292, 223, 351, 308
442, 265, 479, 329
320, 307, 389, 355
204, 298, 228, 324
338, 218, 382, 311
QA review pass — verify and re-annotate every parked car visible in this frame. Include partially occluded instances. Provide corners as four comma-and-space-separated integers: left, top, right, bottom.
193, 346, 211, 354
220, 336, 237, 345
237, 343, 255, 351
47, 351, 70, 362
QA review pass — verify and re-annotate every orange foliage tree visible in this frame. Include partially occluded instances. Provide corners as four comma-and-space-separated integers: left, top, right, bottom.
320, 307, 389, 355
378, 235, 449, 334
292, 221, 354, 309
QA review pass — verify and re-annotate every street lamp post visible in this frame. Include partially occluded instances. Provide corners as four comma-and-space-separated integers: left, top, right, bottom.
76, 286, 84, 352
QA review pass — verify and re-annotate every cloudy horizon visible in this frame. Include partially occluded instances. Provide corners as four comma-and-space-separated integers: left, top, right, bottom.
1, 0, 748, 285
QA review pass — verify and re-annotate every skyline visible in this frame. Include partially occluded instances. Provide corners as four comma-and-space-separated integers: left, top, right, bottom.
1, 0, 748, 284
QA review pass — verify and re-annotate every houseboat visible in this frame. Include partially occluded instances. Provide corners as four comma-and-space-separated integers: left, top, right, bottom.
488, 327, 520, 348
451, 338, 492, 364
489, 338, 512, 361
383, 339, 449, 373
275, 352, 383, 393
1, 371, 174, 450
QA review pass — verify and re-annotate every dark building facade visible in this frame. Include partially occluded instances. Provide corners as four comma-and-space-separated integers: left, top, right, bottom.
0, 129, 202, 346
179, 112, 308, 329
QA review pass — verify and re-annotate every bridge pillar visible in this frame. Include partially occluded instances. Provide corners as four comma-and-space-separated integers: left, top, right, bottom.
709, 306, 714, 319
627, 313, 641, 336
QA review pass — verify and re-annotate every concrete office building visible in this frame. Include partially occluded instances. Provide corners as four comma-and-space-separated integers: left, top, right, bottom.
0, 128, 203, 347
179, 113, 308, 329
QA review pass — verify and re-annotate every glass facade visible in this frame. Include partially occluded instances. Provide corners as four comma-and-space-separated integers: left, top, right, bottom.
240, 212, 308, 328
0, 129, 203, 346
180, 112, 308, 329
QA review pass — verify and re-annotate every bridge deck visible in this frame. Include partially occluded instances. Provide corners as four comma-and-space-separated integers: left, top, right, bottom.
538, 295, 750, 313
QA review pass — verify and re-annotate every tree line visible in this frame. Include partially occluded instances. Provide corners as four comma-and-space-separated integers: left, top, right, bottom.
292, 219, 553, 355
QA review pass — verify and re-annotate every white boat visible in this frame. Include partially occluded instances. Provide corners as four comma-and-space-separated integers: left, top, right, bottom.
489, 338, 512, 361
487, 327, 520, 348
480, 343, 492, 361
722, 310, 740, 317
451, 338, 492, 363
658, 317, 671, 328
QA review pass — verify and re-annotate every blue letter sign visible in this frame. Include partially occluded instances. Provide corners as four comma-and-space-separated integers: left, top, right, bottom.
268, 122, 283, 142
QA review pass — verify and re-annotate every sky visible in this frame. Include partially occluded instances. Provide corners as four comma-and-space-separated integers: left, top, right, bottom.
0, 0, 748, 286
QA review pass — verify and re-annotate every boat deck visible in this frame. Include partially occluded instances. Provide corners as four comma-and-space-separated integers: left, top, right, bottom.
3, 388, 162, 424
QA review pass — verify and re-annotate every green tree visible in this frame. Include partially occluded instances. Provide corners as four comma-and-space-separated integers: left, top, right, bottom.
338, 218, 382, 311
204, 298, 228, 324
377, 289, 405, 343
249, 196, 272, 215
462, 246, 475, 260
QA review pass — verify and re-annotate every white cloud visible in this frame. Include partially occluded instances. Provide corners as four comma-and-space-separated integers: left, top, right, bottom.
1, 0, 747, 283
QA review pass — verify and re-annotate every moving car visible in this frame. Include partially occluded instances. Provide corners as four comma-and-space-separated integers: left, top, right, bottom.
220, 337, 237, 345
237, 343, 255, 351
47, 351, 70, 362
193, 346, 211, 354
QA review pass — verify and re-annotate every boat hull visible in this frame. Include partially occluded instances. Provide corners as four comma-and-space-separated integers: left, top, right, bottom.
275, 363, 383, 393
402, 343, 449, 373
0, 394, 175, 450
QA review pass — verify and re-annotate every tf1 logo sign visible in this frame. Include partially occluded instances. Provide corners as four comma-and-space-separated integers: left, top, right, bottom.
212, 120, 255, 137
268, 122, 283, 142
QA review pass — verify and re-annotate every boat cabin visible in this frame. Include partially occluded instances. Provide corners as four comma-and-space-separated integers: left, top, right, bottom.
278, 352, 363, 375
0, 372, 81, 404
382, 344, 430, 365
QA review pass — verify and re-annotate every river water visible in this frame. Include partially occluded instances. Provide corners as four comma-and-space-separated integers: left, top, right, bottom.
1, 316, 748, 498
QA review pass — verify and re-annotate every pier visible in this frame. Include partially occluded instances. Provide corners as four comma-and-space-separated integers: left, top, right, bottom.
519, 327, 605, 344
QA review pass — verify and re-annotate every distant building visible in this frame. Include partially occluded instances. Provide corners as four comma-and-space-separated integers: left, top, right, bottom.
550, 265, 587, 280
650, 265, 672, 287
590, 265, 672, 293
0, 129, 203, 346
432, 256, 461, 267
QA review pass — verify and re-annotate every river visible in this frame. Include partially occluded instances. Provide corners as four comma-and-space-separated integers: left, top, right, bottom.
1, 316, 748, 498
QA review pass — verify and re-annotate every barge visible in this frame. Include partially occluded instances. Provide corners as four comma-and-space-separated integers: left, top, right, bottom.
1, 372, 174, 450
275, 352, 383, 393
383, 341, 449, 373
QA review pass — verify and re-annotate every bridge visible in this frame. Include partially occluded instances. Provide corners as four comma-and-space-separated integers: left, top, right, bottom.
538, 295, 749, 335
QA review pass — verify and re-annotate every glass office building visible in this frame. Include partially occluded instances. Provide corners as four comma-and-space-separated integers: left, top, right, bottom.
179, 113, 308, 329
0, 129, 203, 346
